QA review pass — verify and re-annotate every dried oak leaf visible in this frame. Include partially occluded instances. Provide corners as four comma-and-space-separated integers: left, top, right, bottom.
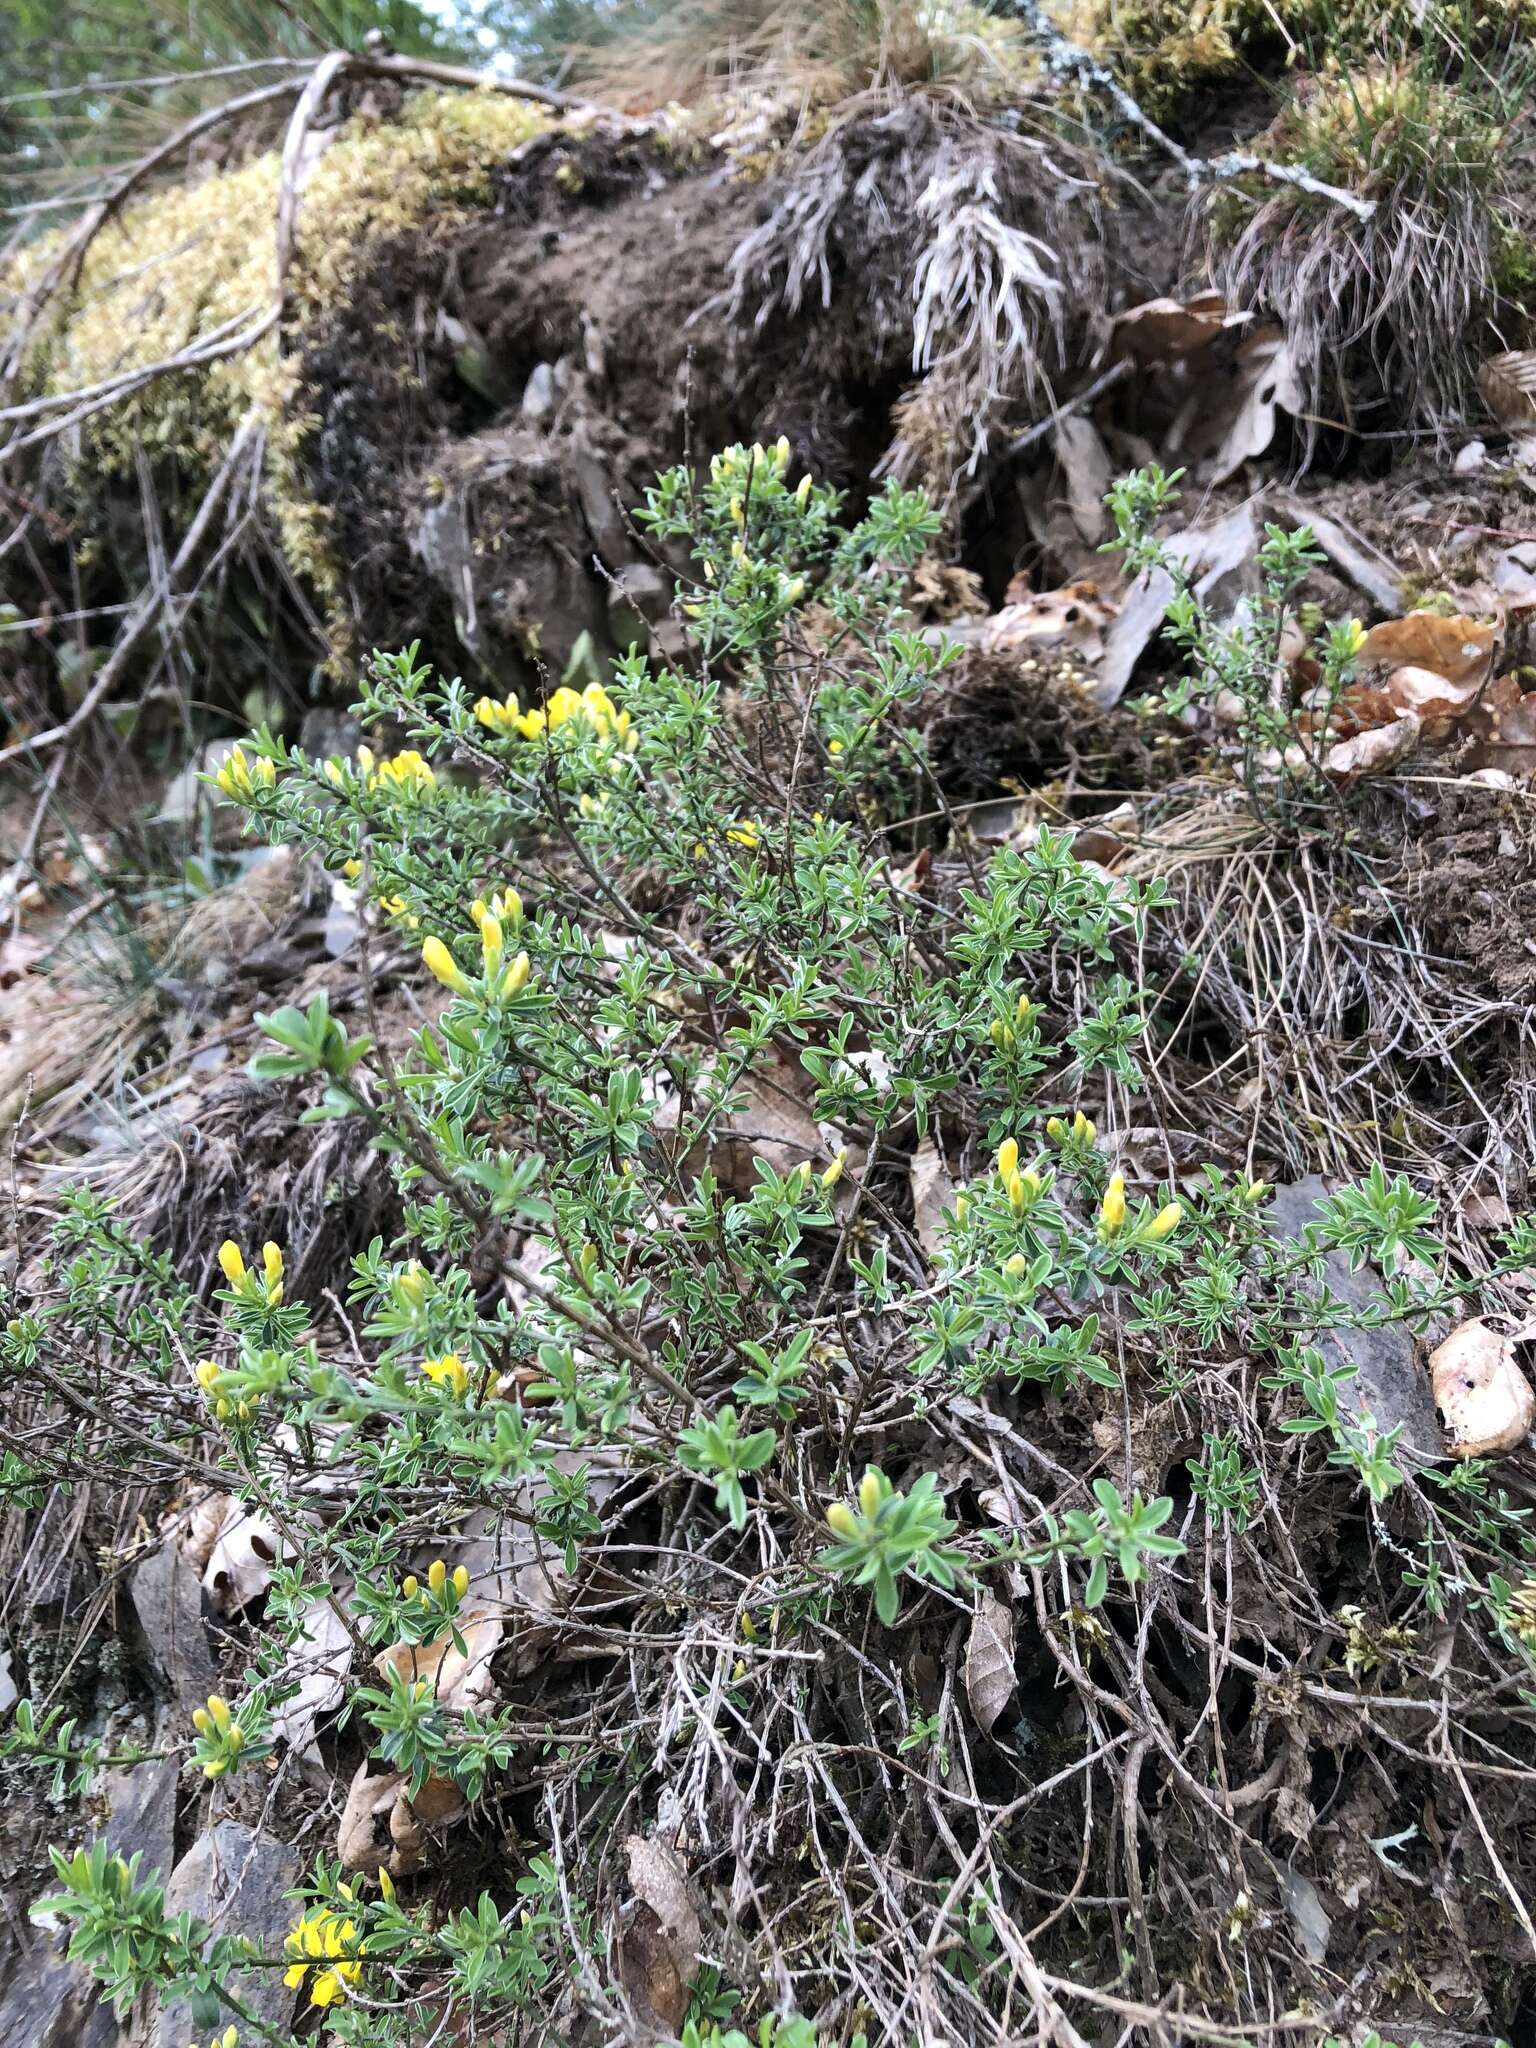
1430, 1320, 1536, 1458
338, 1762, 405, 1876
964, 1591, 1016, 1735
981, 580, 1116, 667
617, 1835, 701, 2032
1460, 672, 1536, 777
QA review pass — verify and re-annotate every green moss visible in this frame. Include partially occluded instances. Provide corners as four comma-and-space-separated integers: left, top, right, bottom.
10, 89, 552, 639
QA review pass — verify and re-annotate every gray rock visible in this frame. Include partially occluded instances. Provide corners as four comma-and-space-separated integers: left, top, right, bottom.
129, 1543, 219, 1706
0, 1937, 121, 2048
1264, 1176, 1443, 1464
157, 1823, 299, 2047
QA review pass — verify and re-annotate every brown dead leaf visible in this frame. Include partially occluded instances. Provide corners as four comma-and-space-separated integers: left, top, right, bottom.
1359, 614, 1496, 692
1112, 292, 1250, 362
964, 1591, 1016, 1735
1070, 801, 1138, 869
170, 1489, 235, 1575
982, 580, 1117, 666
1324, 714, 1420, 781
373, 1606, 503, 1711
1431, 1321, 1535, 1457
200, 1501, 281, 1615
617, 1835, 701, 2032
1460, 671, 1536, 777
909, 1136, 954, 1263
1478, 350, 1536, 428
905, 556, 988, 623
338, 1762, 405, 1876
1200, 328, 1304, 484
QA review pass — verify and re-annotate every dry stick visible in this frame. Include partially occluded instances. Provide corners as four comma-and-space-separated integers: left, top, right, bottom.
0, 78, 304, 403
0, 411, 262, 771
1005, 0, 1376, 223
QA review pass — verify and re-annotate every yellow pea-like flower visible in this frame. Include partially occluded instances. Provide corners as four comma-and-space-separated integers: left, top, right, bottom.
206, 1695, 232, 1732
825, 1503, 858, 1538
452, 1565, 469, 1597
195, 1359, 220, 1392
422, 936, 473, 997
1101, 1173, 1127, 1234
1146, 1201, 1183, 1242
217, 1240, 246, 1289
996, 1138, 1019, 1181
500, 951, 531, 999
427, 1559, 447, 1595
822, 1149, 847, 1188
479, 914, 504, 979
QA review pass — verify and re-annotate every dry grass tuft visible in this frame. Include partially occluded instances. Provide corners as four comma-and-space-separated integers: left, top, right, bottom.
1199, 58, 1532, 447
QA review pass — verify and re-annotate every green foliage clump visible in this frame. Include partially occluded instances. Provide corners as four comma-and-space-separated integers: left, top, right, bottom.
8, 445, 1536, 2042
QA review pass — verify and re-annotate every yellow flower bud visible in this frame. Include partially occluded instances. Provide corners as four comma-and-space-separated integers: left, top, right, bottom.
399, 1261, 427, 1305
452, 1565, 469, 1598
1016, 993, 1032, 1024
226, 1724, 245, 1751
422, 936, 473, 997
1003, 1252, 1028, 1277
401, 1575, 419, 1600
1045, 1117, 1065, 1144
1146, 1201, 1183, 1242
1072, 1111, 1096, 1144
954, 1193, 969, 1225
858, 1470, 883, 1518
262, 1241, 283, 1303
206, 1695, 232, 1732
214, 1397, 231, 1420
500, 951, 531, 999
825, 1502, 858, 1539
794, 473, 812, 505
1006, 1169, 1026, 1214
501, 887, 523, 928
1242, 1179, 1268, 1205
192, 1706, 212, 1734
732, 1657, 747, 1681
821, 1149, 847, 1188
428, 1559, 447, 1595
730, 494, 744, 526
479, 914, 503, 979
203, 1757, 227, 1780
996, 1138, 1019, 1181
990, 1019, 1013, 1050
378, 1869, 395, 1902
1101, 1172, 1127, 1234
217, 1240, 246, 1289
774, 434, 791, 471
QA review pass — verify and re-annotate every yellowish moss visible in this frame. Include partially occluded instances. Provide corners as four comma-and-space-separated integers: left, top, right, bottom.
11, 89, 553, 640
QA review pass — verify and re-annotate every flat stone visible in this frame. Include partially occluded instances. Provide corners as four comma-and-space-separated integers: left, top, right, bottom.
157, 1822, 299, 2046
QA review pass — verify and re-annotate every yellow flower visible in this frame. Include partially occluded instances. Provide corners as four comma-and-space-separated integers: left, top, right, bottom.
828, 738, 845, 757
996, 1138, 1019, 1181
283, 1907, 361, 2008
1242, 1179, 1268, 1205
1100, 1173, 1127, 1234
1071, 1110, 1096, 1145
340, 858, 363, 880
206, 1694, 232, 1733
261, 1242, 283, 1305
1045, 1117, 1065, 1144
398, 1261, 427, 1305
500, 951, 532, 999
420, 1353, 468, 1399
401, 1574, 419, 1600
366, 748, 436, 794
217, 1241, 246, 1290
427, 1558, 447, 1595
857, 1470, 883, 1518
1016, 993, 1033, 1025
953, 1193, 968, 1225
821, 1149, 847, 1188
515, 706, 548, 740
452, 1564, 469, 1597
825, 1502, 858, 1539
1006, 1169, 1027, 1214
1343, 617, 1367, 655
725, 818, 762, 849
545, 685, 585, 731
474, 692, 522, 735
1003, 1253, 1029, 1277
1146, 1201, 1183, 1242
479, 914, 504, 978
794, 473, 812, 505
214, 746, 272, 801
378, 1868, 395, 1902
194, 1359, 220, 1393
421, 936, 473, 997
